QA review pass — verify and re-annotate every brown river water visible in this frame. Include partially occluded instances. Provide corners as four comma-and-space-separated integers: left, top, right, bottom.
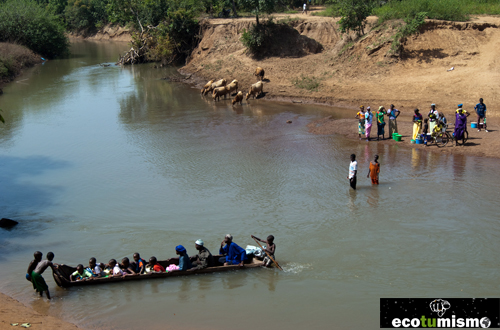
0, 41, 499, 330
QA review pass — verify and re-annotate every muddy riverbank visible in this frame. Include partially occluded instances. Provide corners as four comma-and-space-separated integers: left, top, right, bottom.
0, 293, 80, 330
180, 13, 500, 113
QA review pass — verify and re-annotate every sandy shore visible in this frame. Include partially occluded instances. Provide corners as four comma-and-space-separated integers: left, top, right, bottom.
0, 293, 80, 330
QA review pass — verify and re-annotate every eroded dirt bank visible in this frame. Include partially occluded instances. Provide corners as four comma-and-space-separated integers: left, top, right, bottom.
180, 13, 500, 116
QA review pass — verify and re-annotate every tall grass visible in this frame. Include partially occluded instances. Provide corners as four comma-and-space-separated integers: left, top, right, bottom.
373, 0, 500, 23
312, 4, 341, 17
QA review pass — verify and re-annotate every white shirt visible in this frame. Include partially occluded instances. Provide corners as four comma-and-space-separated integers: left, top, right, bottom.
349, 161, 357, 179
303, 4, 306, 9
113, 264, 124, 276
94, 264, 103, 276
365, 112, 373, 125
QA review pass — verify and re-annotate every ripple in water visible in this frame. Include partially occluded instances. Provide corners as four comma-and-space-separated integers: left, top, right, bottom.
282, 262, 312, 274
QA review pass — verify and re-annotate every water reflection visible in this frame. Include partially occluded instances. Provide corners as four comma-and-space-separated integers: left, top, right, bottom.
1, 40, 500, 330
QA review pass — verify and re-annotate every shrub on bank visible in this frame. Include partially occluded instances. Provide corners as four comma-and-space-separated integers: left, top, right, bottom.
0, 42, 40, 80
0, 0, 69, 58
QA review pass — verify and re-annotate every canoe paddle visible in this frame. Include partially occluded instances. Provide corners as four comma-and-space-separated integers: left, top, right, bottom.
252, 236, 283, 271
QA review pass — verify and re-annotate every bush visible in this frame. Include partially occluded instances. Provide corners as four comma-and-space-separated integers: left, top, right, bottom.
241, 20, 275, 54
390, 12, 427, 55
0, 0, 69, 58
338, 0, 372, 35
0, 42, 40, 79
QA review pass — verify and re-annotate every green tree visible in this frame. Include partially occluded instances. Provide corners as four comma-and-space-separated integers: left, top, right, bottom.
338, 0, 372, 35
0, 0, 69, 58
240, 0, 277, 25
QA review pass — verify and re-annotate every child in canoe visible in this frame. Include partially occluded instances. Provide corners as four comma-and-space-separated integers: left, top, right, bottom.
251, 235, 276, 267
147, 256, 165, 273
70, 264, 92, 281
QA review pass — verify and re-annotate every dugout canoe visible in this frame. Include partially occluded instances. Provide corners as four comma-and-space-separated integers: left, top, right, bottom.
52, 254, 263, 288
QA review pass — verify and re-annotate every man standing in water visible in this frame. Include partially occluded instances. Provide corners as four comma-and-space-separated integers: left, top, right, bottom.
347, 154, 357, 190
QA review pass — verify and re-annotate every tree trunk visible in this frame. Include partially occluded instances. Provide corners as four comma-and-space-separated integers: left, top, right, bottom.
231, 0, 237, 17
256, 11, 259, 25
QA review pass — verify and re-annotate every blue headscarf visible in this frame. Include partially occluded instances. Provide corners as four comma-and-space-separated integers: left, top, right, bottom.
175, 245, 186, 253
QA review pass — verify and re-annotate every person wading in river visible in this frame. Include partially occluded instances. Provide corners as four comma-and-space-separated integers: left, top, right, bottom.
367, 155, 380, 185
31, 252, 57, 299
347, 154, 357, 190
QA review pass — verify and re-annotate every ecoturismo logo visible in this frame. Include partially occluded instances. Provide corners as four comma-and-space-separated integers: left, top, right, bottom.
380, 298, 499, 328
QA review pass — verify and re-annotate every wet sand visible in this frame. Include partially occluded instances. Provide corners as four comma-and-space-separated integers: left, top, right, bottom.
308, 114, 500, 158
0, 293, 80, 330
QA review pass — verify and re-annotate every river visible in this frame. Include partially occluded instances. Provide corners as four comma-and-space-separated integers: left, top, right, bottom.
0, 40, 499, 330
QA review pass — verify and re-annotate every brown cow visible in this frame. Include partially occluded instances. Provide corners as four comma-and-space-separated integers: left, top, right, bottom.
232, 91, 243, 105
245, 81, 263, 100
254, 67, 265, 81
213, 86, 229, 101
226, 79, 238, 95
201, 80, 214, 94
204, 78, 226, 95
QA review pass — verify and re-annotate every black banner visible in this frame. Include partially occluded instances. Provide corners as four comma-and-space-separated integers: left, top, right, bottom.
380, 298, 500, 328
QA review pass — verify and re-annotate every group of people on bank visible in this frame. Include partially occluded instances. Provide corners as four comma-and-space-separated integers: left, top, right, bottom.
27, 234, 276, 299
356, 104, 401, 141
355, 98, 488, 146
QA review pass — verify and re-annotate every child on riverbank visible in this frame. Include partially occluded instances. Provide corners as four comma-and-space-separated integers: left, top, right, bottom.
422, 118, 429, 146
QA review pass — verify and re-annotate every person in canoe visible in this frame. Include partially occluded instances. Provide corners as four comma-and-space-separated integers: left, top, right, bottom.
132, 253, 147, 274
70, 264, 92, 281
189, 239, 214, 271
87, 257, 104, 277
148, 256, 165, 273
251, 235, 276, 267
219, 234, 247, 267
107, 259, 125, 276
173, 245, 192, 271
121, 257, 137, 275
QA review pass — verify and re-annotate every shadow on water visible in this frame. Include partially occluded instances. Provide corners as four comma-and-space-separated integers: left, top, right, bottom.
0, 155, 70, 210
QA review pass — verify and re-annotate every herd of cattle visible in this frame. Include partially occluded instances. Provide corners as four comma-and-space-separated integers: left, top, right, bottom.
200, 67, 265, 105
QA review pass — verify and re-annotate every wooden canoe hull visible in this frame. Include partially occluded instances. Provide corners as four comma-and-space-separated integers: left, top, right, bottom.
52, 255, 263, 288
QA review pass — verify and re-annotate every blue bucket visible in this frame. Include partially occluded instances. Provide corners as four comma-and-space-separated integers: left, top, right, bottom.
471, 122, 478, 128
415, 138, 423, 144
